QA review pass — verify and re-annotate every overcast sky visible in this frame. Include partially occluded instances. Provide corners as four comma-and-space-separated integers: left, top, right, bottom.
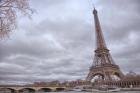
0, 0, 140, 84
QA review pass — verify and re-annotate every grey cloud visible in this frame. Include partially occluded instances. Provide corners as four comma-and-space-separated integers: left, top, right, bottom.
0, 0, 140, 84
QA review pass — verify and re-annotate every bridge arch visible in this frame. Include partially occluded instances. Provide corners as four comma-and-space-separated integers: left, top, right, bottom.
0, 88, 16, 93
38, 88, 52, 92
55, 87, 65, 91
19, 88, 36, 93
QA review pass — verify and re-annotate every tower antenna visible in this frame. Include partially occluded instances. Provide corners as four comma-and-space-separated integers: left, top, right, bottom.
88, 0, 95, 10
92, 2, 95, 9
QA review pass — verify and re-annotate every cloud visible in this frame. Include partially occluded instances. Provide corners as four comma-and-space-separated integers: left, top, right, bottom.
0, 0, 139, 84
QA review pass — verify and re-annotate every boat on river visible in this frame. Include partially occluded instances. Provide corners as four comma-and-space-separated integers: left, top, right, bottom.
82, 87, 121, 92
69, 87, 82, 92
121, 88, 140, 91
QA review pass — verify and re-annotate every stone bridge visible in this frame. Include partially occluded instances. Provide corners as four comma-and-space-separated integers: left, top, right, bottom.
0, 86, 67, 92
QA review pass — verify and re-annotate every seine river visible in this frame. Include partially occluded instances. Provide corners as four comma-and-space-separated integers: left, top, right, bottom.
34, 92, 140, 93
0, 91, 140, 93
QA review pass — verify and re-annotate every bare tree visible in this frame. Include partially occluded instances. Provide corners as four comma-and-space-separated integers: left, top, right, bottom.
0, 0, 32, 39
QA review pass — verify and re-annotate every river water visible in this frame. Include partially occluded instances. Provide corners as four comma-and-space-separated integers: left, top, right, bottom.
35, 92, 140, 93
0, 91, 140, 93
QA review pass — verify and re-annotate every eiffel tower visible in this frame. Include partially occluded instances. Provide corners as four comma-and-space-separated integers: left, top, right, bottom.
86, 8, 124, 81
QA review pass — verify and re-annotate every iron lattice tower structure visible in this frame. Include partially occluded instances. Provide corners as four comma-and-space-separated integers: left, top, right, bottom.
86, 8, 124, 81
